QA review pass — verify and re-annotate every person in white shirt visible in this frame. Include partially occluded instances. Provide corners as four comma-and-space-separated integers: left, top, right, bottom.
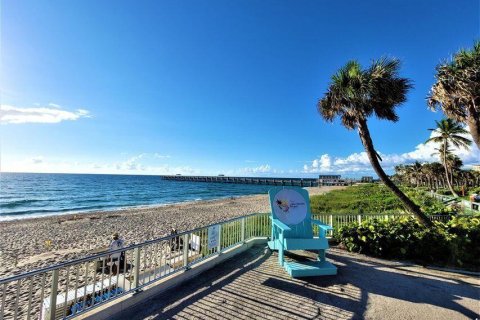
108, 233, 124, 275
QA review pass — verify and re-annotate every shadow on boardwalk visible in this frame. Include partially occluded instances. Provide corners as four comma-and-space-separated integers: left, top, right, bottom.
120, 245, 480, 320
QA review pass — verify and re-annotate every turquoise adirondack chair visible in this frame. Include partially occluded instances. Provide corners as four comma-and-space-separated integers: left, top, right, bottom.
267, 187, 337, 277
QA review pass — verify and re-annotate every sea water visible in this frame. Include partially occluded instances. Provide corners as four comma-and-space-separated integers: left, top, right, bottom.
0, 172, 274, 221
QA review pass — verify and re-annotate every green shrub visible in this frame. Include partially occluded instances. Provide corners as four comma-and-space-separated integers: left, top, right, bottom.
470, 187, 480, 194
444, 215, 480, 267
335, 215, 480, 270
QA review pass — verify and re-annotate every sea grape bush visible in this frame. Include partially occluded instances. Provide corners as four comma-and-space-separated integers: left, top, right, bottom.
334, 215, 480, 270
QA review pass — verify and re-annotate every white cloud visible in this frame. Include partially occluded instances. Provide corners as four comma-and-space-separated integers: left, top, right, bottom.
154, 153, 171, 159
110, 153, 172, 171
4, 154, 199, 176
150, 165, 196, 175
240, 164, 272, 174
116, 154, 147, 171
303, 129, 480, 175
0, 104, 90, 124
30, 156, 44, 164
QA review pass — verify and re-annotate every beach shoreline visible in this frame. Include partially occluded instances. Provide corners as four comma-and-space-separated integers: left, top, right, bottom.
0, 193, 257, 224
0, 186, 345, 278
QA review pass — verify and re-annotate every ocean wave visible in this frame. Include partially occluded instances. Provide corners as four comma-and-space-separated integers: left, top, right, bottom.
0, 204, 116, 218
0, 199, 43, 208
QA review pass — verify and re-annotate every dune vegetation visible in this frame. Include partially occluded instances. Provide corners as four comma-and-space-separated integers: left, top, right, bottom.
310, 183, 450, 215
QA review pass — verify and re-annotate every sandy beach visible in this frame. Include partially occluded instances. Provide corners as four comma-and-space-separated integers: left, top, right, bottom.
0, 186, 344, 278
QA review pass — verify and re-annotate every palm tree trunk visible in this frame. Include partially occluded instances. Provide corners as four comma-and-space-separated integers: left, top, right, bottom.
357, 118, 433, 227
443, 143, 458, 197
467, 101, 480, 149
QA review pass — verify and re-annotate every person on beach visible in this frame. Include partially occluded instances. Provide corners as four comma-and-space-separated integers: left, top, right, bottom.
108, 233, 124, 275
170, 228, 183, 252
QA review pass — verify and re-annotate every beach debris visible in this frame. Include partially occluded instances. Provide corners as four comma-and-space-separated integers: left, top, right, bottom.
44, 239, 53, 251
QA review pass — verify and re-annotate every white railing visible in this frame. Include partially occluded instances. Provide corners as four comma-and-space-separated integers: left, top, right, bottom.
0, 213, 271, 320
428, 192, 480, 213
0, 212, 454, 320
429, 192, 457, 203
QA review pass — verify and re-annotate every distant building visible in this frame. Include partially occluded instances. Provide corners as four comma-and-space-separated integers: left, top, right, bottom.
471, 164, 480, 173
361, 176, 374, 183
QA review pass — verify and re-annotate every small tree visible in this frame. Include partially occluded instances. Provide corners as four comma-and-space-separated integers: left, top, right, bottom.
426, 119, 471, 197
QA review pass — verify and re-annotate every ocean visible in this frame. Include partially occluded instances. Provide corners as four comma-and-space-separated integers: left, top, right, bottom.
0, 172, 274, 221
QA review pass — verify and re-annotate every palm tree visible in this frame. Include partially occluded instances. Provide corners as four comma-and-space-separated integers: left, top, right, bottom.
430, 162, 446, 189
394, 164, 415, 186
318, 58, 433, 227
393, 164, 407, 184
420, 162, 448, 190
428, 40, 480, 149
411, 161, 423, 187
421, 163, 435, 189
431, 143, 454, 187
426, 119, 471, 197
448, 155, 463, 187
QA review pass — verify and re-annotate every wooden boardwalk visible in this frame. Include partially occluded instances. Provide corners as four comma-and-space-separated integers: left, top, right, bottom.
120, 245, 480, 320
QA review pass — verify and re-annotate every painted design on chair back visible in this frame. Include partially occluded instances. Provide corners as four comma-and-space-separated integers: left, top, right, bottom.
272, 188, 307, 225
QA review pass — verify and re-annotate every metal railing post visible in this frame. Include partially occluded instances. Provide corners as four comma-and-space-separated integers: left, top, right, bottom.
49, 269, 59, 320
327, 214, 333, 237
217, 225, 222, 253
241, 218, 245, 242
183, 234, 190, 268
133, 248, 141, 289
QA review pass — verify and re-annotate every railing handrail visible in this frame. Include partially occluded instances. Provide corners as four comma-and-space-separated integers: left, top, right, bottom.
0, 211, 269, 285
2, 211, 472, 285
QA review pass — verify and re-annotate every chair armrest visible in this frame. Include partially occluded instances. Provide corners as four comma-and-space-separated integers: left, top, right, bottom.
312, 219, 333, 231
272, 219, 291, 232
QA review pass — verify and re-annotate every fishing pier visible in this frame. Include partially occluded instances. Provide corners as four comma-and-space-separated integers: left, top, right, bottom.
160, 175, 323, 187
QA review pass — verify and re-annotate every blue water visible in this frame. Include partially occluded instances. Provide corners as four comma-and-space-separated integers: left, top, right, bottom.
0, 173, 274, 221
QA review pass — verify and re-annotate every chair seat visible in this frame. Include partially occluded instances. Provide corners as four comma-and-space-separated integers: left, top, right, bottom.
284, 237, 329, 250
269, 237, 328, 250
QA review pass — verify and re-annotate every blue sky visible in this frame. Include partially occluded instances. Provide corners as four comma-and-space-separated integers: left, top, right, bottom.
1, 0, 479, 177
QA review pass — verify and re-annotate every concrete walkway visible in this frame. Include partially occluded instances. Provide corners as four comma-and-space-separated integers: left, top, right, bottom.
120, 245, 480, 320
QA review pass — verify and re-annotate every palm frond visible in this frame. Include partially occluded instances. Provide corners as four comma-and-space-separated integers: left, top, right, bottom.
427, 39, 480, 145
318, 57, 412, 131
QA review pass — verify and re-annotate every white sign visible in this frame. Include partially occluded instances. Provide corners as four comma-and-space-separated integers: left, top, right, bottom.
273, 189, 307, 225
208, 225, 220, 249
190, 234, 201, 252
